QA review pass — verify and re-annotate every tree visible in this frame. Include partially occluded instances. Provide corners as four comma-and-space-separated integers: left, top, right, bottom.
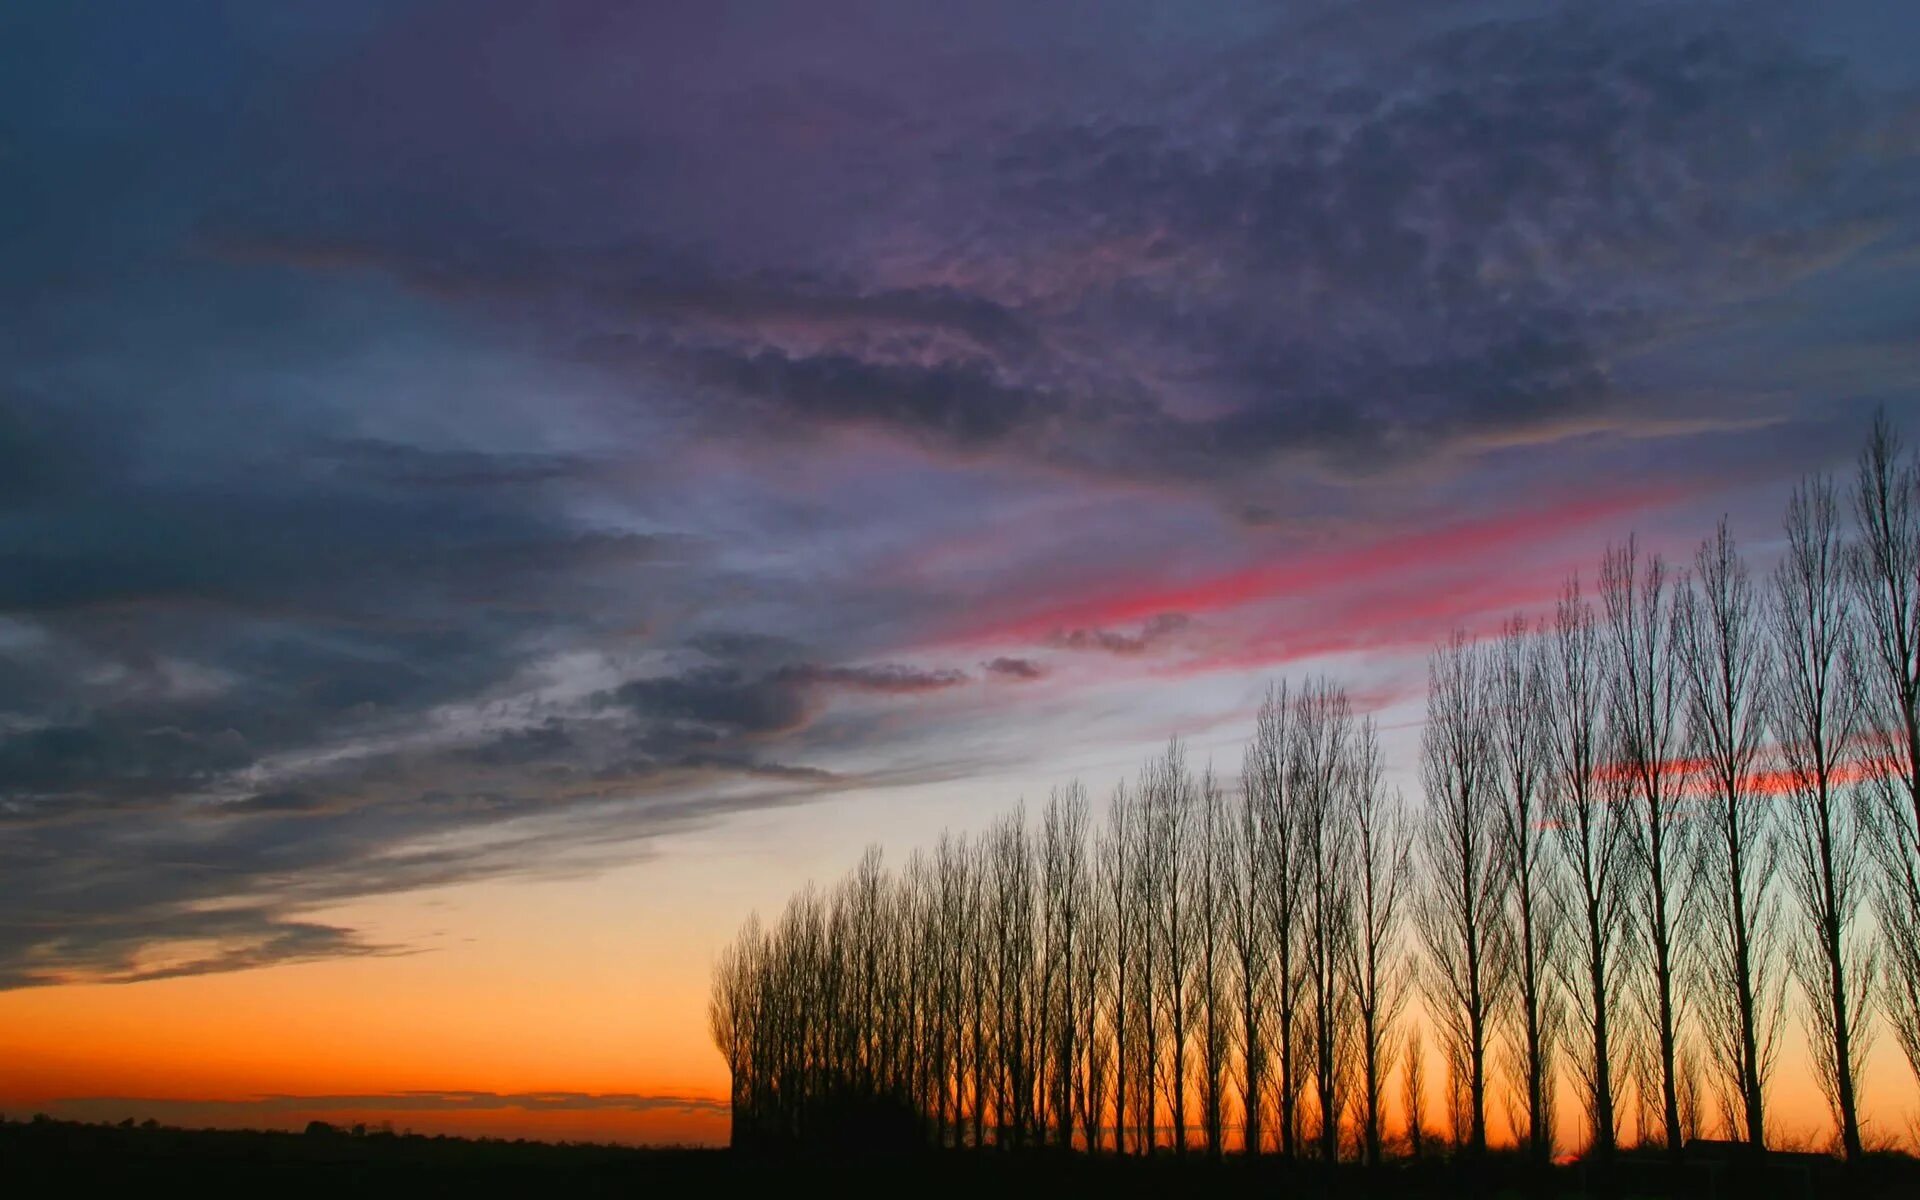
1295, 678, 1357, 1161
1041, 784, 1091, 1148
1195, 765, 1232, 1157
1231, 739, 1274, 1154
1544, 576, 1630, 1161
1099, 785, 1138, 1154
1078, 835, 1114, 1152
1416, 631, 1508, 1158
934, 832, 972, 1144
965, 835, 992, 1146
1600, 536, 1693, 1155
1346, 713, 1412, 1166
1850, 411, 1920, 1100
1403, 1024, 1429, 1159
986, 810, 1036, 1146
1251, 682, 1309, 1157
1128, 776, 1161, 1152
1148, 740, 1199, 1153
710, 914, 762, 1149
1675, 519, 1784, 1149
1490, 616, 1564, 1164
1772, 476, 1876, 1162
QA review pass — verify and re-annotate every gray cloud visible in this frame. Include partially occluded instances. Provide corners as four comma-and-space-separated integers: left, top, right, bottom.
981, 656, 1046, 681
208, 5, 1908, 505
769, 662, 971, 693
1048, 613, 1192, 656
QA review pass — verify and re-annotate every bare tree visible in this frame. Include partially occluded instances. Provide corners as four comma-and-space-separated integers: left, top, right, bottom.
965, 834, 992, 1146
1150, 740, 1200, 1153
1416, 631, 1508, 1158
1099, 785, 1138, 1154
1544, 576, 1631, 1160
1600, 536, 1693, 1155
1078, 842, 1113, 1152
1850, 412, 1920, 1098
1490, 616, 1565, 1164
1296, 678, 1357, 1161
1041, 784, 1091, 1147
988, 809, 1037, 1146
933, 832, 971, 1145
1675, 519, 1784, 1149
710, 914, 762, 1148
1772, 476, 1876, 1162
1346, 713, 1412, 1166
1195, 765, 1232, 1157
1231, 741, 1274, 1153
1402, 1024, 1429, 1159
1129, 776, 1161, 1153
1251, 682, 1308, 1157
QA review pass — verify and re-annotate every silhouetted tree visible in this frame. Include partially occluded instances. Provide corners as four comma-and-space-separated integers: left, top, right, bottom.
1040, 785, 1090, 1148
710, 914, 760, 1148
1490, 616, 1564, 1164
1346, 714, 1412, 1166
1851, 412, 1920, 1102
1675, 519, 1783, 1150
1600, 536, 1693, 1156
1416, 631, 1508, 1159
1772, 476, 1875, 1163
987, 810, 1036, 1147
1296, 678, 1357, 1162
1100, 784, 1138, 1154
1402, 1023, 1429, 1159
1231, 738, 1274, 1155
1544, 576, 1631, 1162
1251, 683, 1309, 1158
1194, 765, 1231, 1158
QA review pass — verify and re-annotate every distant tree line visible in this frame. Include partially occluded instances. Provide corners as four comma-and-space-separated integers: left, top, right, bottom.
710, 415, 1920, 1162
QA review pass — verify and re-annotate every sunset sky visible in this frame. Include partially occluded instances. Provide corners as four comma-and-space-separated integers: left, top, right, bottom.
6, 0, 1920, 1147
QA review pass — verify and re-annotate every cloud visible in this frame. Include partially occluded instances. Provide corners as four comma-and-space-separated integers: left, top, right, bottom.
630, 341, 1064, 454
1047, 613, 1191, 656
0, 904, 401, 991
981, 656, 1045, 681
2, 0, 1915, 992
612, 667, 811, 737
206, 4, 1901, 512
769, 662, 970, 693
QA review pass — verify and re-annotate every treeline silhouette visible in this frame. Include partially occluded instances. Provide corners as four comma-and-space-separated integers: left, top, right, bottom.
710, 414, 1920, 1165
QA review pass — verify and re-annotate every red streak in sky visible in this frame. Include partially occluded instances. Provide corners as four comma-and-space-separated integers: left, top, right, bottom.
951, 485, 1682, 650
1596, 750, 1895, 797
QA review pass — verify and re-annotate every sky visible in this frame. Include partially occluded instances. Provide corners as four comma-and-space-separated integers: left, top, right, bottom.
4, 0, 1920, 1147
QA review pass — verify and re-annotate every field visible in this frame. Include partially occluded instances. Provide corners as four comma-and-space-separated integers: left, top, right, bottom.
7, 1116, 1920, 1198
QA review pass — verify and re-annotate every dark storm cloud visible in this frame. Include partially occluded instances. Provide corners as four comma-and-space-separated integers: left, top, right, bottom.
3, 0, 1918, 988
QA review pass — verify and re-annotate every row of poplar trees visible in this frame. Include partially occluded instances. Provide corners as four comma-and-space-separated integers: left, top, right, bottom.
710, 415, 1920, 1162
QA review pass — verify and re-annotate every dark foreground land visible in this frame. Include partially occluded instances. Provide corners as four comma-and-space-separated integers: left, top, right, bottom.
6, 1117, 1920, 1198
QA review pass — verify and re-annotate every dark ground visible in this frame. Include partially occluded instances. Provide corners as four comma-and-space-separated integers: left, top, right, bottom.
5, 1116, 1918, 1198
